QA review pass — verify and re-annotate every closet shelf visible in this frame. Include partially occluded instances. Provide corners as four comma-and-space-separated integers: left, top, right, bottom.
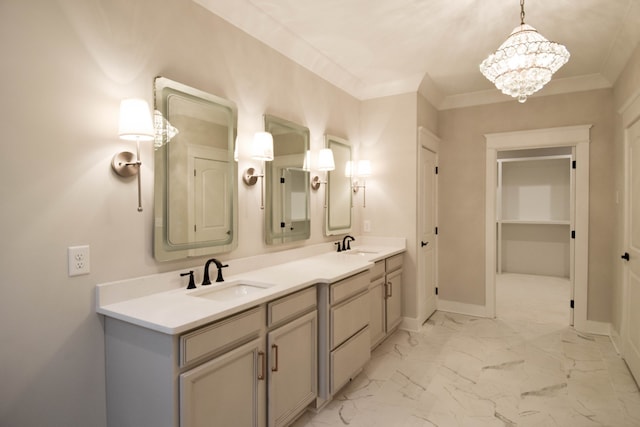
499, 219, 571, 226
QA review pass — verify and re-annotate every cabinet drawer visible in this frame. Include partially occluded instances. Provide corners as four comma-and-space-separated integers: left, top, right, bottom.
267, 285, 317, 328
330, 290, 369, 349
330, 271, 369, 304
369, 261, 385, 281
330, 326, 370, 394
180, 306, 264, 367
385, 254, 403, 273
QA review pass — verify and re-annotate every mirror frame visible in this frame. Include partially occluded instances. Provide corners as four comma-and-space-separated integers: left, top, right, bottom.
324, 135, 353, 236
153, 77, 238, 261
264, 115, 311, 245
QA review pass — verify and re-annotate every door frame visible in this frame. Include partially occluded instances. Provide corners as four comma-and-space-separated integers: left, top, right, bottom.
485, 125, 591, 332
415, 126, 439, 329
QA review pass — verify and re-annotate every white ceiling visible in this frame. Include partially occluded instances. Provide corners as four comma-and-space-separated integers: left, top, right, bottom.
194, 0, 640, 109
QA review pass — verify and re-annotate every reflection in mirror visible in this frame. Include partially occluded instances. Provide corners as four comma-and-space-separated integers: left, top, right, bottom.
325, 135, 352, 236
154, 77, 238, 261
264, 115, 310, 244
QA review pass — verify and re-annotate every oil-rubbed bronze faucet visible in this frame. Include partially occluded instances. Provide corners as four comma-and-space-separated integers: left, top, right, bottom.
342, 235, 355, 251
202, 258, 229, 285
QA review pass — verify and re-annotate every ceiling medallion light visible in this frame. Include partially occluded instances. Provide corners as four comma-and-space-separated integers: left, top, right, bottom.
479, 0, 570, 103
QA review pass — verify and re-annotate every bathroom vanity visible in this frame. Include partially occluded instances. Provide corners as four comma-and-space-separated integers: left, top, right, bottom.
97, 240, 404, 427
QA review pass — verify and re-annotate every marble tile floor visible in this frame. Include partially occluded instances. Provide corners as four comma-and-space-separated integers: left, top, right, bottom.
292, 273, 640, 426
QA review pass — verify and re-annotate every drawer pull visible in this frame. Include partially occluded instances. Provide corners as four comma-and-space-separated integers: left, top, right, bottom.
271, 344, 279, 372
257, 351, 266, 380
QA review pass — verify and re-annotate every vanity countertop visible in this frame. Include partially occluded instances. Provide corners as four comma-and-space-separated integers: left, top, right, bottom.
96, 243, 405, 335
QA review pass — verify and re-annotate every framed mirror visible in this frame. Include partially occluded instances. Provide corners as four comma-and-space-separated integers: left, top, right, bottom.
264, 115, 311, 244
325, 135, 352, 236
153, 77, 238, 261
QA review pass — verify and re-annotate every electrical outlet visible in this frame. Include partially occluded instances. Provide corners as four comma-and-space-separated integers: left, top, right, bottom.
68, 245, 90, 276
363, 220, 371, 233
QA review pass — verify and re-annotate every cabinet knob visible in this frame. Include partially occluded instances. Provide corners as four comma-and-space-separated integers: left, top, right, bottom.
622, 252, 630, 261
421, 241, 429, 247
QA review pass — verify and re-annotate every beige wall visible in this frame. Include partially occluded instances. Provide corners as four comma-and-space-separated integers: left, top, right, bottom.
0, 0, 364, 425
437, 89, 615, 322
359, 93, 419, 318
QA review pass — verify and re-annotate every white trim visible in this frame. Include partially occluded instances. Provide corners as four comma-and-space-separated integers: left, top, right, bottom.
582, 320, 611, 336
610, 326, 623, 355
400, 317, 423, 332
485, 125, 592, 332
437, 299, 488, 318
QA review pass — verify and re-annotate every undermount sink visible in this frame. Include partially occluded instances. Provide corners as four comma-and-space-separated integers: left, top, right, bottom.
343, 249, 378, 256
192, 282, 272, 302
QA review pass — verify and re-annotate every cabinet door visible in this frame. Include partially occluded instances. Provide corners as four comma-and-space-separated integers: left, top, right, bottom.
386, 269, 403, 332
268, 311, 317, 427
180, 337, 266, 427
369, 278, 386, 348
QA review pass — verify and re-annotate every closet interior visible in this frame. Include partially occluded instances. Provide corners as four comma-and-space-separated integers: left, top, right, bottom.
496, 147, 574, 320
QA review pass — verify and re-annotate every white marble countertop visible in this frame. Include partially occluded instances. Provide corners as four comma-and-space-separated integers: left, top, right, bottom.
96, 240, 405, 335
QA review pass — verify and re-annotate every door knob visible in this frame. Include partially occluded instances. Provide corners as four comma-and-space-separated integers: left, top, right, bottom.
421, 241, 429, 247
622, 252, 630, 261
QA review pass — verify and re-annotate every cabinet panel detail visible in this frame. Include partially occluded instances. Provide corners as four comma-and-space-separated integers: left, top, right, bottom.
330, 326, 370, 394
268, 311, 317, 427
329, 271, 369, 304
330, 291, 369, 349
179, 337, 265, 427
369, 261, 385, 281
368, 278, 386, 348
385, 254, 403, 273
268, 286, 316, 327
180, 306, 264, 367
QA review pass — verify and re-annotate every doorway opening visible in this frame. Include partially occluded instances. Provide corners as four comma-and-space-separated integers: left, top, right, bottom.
495, 147, 573, 325
484, 125, 591, 332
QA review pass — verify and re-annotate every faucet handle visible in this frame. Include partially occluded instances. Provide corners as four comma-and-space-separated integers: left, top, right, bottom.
215, 263, 229, 283
180, 271, 196, 289
335, 242, 343, 252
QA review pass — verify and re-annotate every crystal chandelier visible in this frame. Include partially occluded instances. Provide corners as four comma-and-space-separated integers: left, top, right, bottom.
479, 0, 570, 103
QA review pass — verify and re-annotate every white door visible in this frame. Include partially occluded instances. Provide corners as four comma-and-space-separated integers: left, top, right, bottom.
418, 128, 438, 324
193, 157, 231, 243
622, 119, 640, 383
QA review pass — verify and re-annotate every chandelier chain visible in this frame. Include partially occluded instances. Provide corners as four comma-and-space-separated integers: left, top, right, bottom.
520, 0, 525, 25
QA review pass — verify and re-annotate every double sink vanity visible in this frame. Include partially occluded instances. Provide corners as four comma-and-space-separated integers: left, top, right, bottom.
97, 238, 405, 427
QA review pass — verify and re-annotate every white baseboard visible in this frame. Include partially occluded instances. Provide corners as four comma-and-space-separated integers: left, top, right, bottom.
400, 316, 422, 332
436, 299, 489, 318
578, 319, 611, 336
610, 326, 623, 355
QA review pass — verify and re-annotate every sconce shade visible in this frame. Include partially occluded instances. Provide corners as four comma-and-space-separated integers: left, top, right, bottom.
344, 160, 354, 177
357, 160, 372, 177
118, 99, 154, 141
251, 131, 274, 161
318, 148, 335, 171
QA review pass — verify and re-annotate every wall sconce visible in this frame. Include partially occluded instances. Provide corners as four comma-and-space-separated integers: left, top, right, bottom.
352, 160, 371, 208
111, 98, 155, 212
310, 148, 335, 190
243, 131, 274, 209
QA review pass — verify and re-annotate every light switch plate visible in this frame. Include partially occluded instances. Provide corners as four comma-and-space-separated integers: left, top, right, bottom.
68, 245, 90, 276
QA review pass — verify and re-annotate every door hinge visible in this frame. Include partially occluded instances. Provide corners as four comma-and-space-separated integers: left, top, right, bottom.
572, 160, 576, 169
194, 169, 197, 177
280, 177, 285, 184
571, 230, 575, 239
194, 225, 197, 232
435, 227, 439, 235
435, 166, 439, 175
435, 287, 438, 295
570, 299, 574, 309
